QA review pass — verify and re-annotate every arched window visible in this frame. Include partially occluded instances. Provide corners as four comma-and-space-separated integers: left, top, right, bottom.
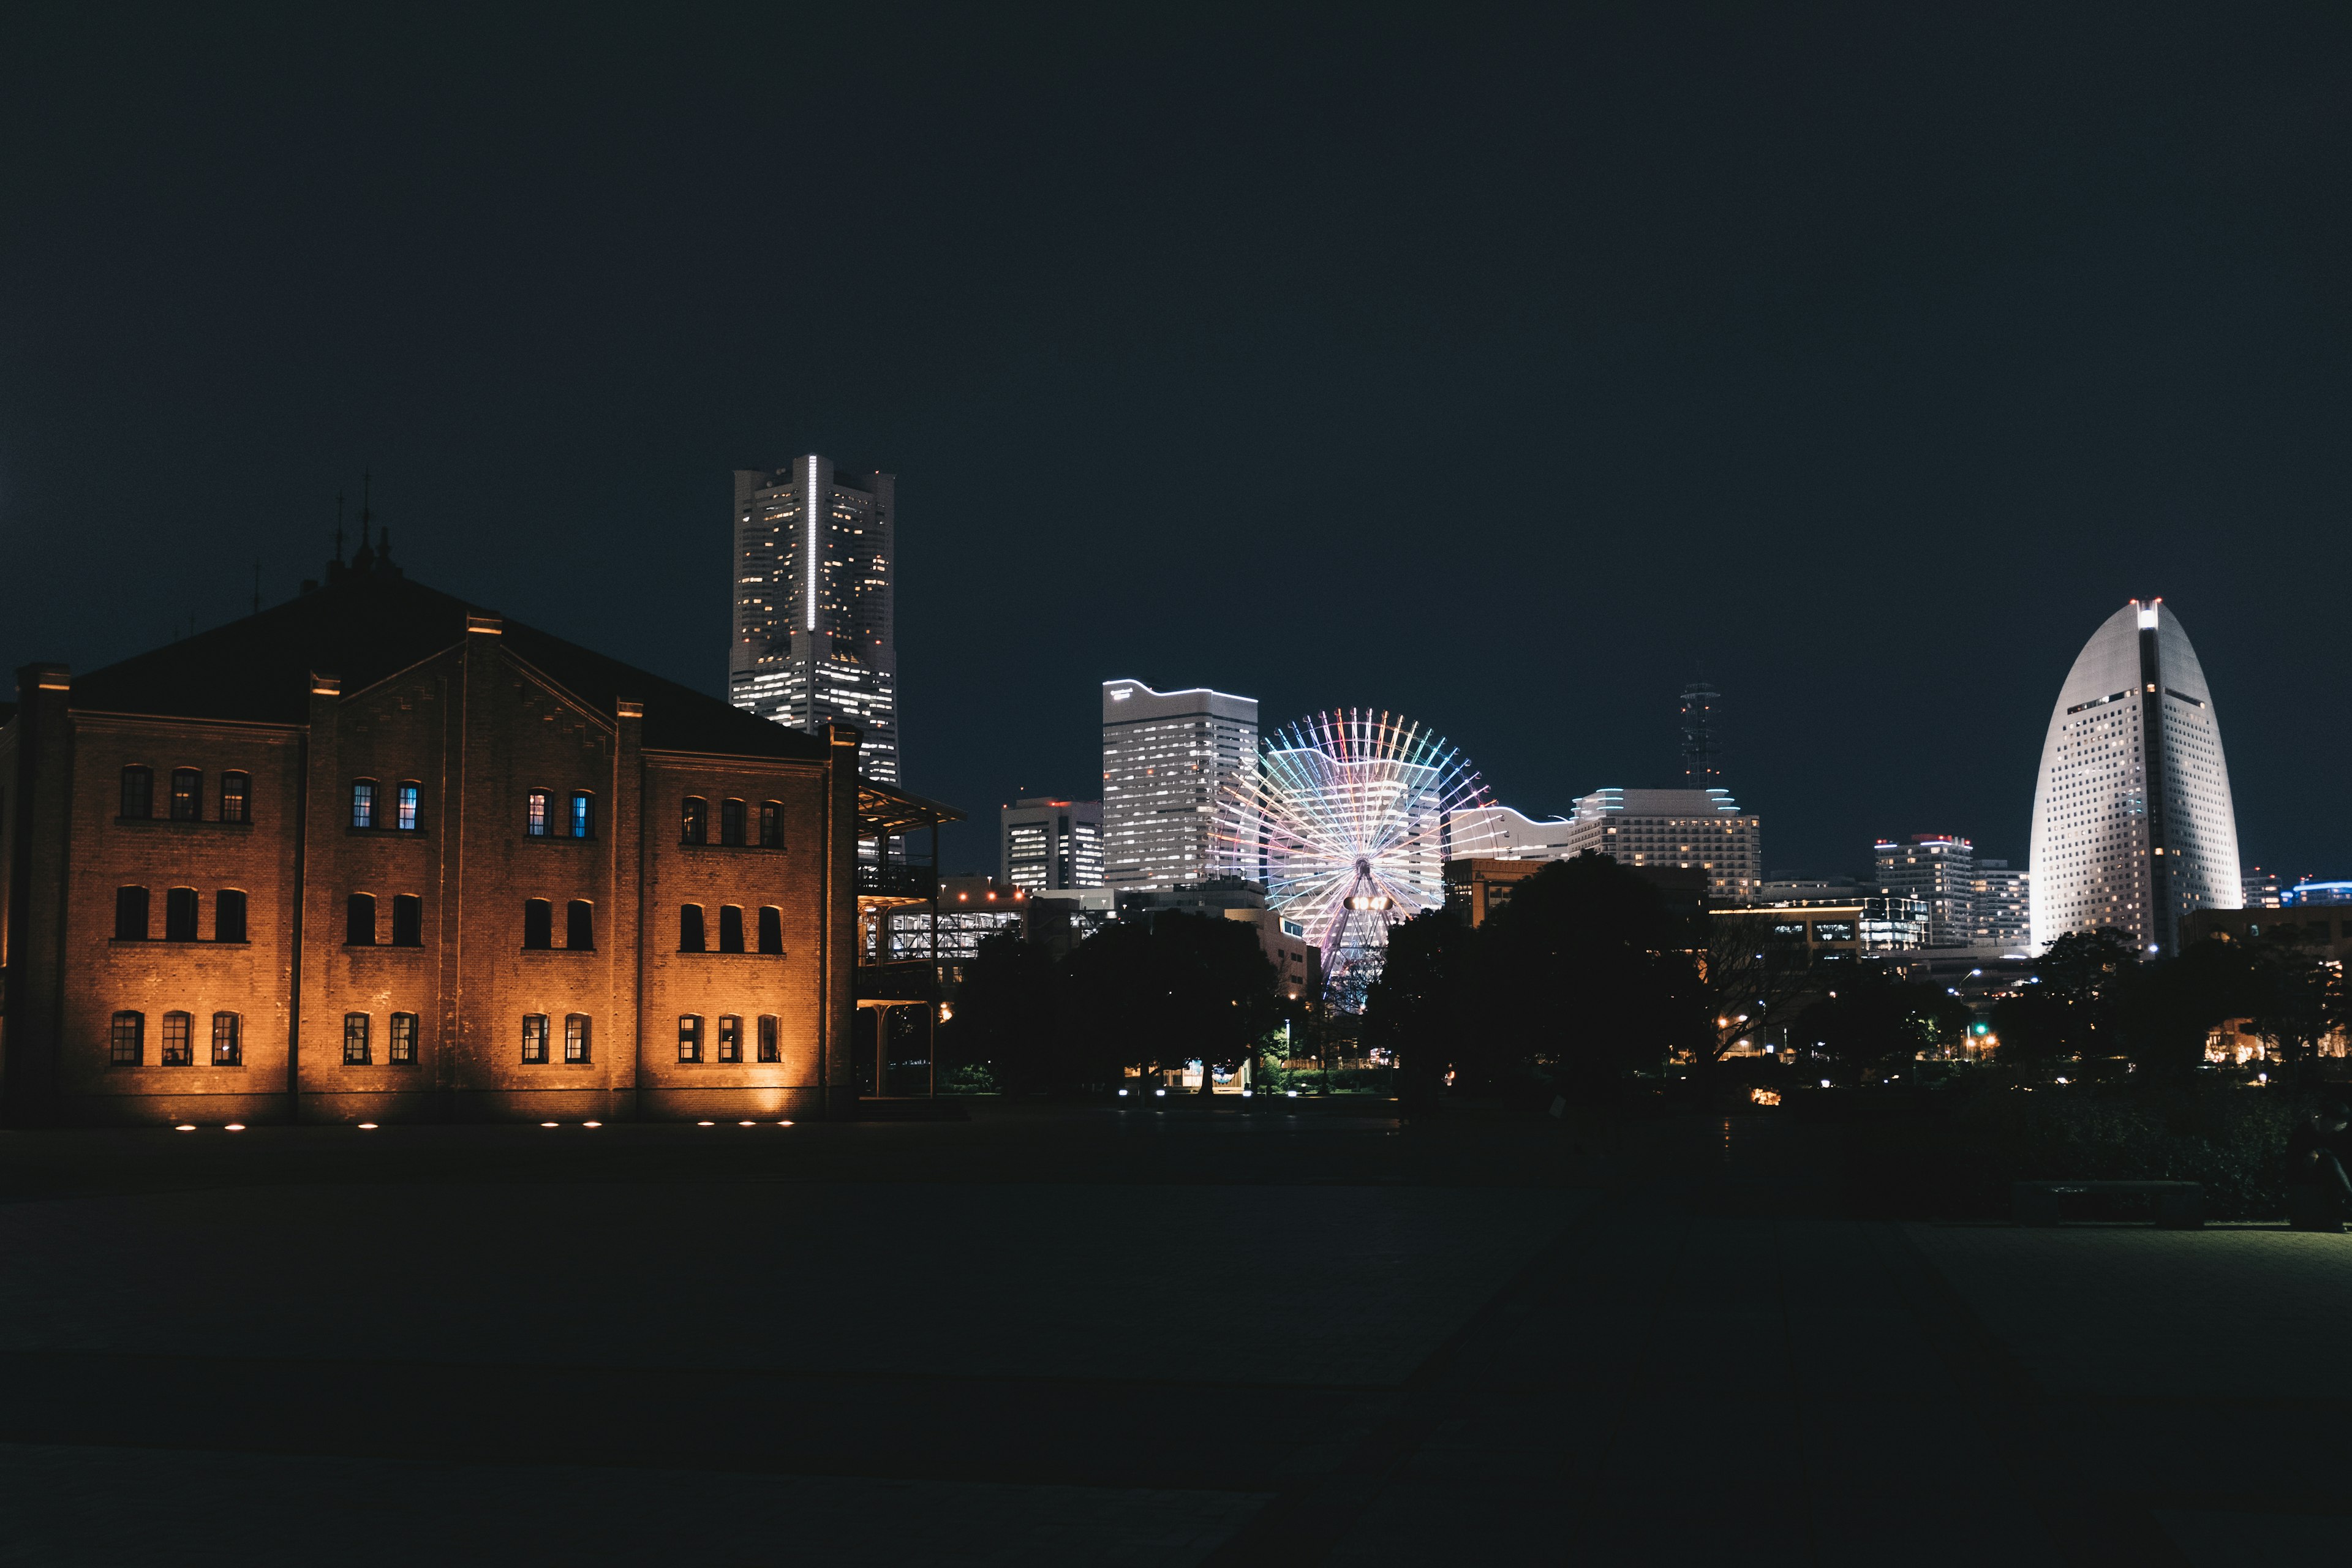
677, 1015, 703, 1063
215, 889, 248, 943
114, 886, 150, 941
521, 1014, 549, 1063
679, 904, 706, 952
396, 783, 420, 831
350, 780, 377, 830
757, 1014, 780, 1063
526, 790, 551, 837
760, 802, 783, 848
564, 1014, 590, 1064
565, 900, 594, 950
346, 893, 377, 946
110, 1011, 144, 1066
170, 769, 202, 821
391, 894, 423, 946
681, 796, 707, 845
758, 907, 784, 954
718, 905, 745, 953
522, 899, 553, 949
211, 1012, 241, 1066
388, 1012, 418, 1065
717, 1015, 742, 1062
570, 791, 595, 839
720, 799, 745, 846
120, 766, 153, 819
160, 1011, 194, 1066
165, 887, 199, 942
220, 771, 251, 824
342, 1013, 371, 1065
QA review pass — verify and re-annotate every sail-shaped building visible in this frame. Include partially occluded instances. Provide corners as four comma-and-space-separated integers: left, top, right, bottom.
2029, 598, 2241, 955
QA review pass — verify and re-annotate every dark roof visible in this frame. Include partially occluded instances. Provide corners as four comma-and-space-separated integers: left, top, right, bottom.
70, 567, 829, 763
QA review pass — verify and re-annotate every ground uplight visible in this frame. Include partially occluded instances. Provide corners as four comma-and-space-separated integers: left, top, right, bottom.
357, 1122, 379, 1130
541, 1121, 559, 1128
697, 1120, 715, 1126
738, 1120, 755, 1126
173, 1124, 196, 1132
225, 1123, 246, 1132
582, 1121, 602, 1128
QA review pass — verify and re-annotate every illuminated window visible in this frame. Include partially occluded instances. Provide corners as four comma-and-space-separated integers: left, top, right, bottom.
396, 783, 420, 831
564, 1014, 590, 1064
389, 1012, 418, 1065
678, 1015, 703, 1063
758, 1014, 780, 1063
719, 905, 746, 953
721, 799, 746, 846
566, 900, 594, 949
211, 1012, 241, 1066
682, 796, 707, 845
760, 802, 783, 848
343, 1013, 371, 1065
350, 780, 376, 829
570, 791, 594, 839
758, 907, 783, 954
165, 887, 200, 942
522, 899, 552, 949
346, 893, 377, 946
110, 1011, 144, 1066
717, 1015, 743, 1062
220, 771, 251, 823
522, 1014, 549, 1063
159, 1011, 194, 1066
120, 766, 153, 819
170, 769, 202, 821
115, 886, 149, 940
680, 904, 706, 952
392, 894, 423, 946
527, 790, 550, 836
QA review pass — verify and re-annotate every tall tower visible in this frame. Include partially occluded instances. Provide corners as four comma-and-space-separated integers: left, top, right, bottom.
1101, 680, 1257, 892
1679, 680, 1721, 783
729, 459, 898, 782
2029, 598, 2241, 955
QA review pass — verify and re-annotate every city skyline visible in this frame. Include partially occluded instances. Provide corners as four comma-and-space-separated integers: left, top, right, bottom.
5, 10, 2346, 890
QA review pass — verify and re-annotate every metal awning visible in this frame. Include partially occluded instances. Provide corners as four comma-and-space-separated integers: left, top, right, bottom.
857, 780, 964, 839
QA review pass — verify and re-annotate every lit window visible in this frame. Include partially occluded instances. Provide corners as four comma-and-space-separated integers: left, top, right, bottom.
396, 783, 420, 831
527, 790, 550, 837
170, 769, 202, 821
211, 1012, 241, 1066
221, 772, 251, 824
351, 781, 376, 829
570, 791, 594, 839
718, 1015, 742, 1062
681, 797, 707, 845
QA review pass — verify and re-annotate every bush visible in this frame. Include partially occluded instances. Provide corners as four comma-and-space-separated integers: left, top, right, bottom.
1847, 1084, 2293, 1220
938, 1063, 1000, 1096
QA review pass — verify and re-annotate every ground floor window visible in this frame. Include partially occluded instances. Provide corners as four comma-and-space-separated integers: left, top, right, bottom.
160, 1010, 194, 1066
110, 1011, 143, 1066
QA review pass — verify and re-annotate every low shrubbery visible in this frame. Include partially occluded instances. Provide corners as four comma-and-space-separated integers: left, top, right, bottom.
1845, 1079, 2294, 1220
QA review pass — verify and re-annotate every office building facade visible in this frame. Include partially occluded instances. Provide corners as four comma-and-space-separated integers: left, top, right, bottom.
1972, 859, 2030, 949
729, 459, 899, 783
1875, 835, 1976, 947
2029, 598, 2241, 954
1101, 680, 1257, 892
1563, 787, 1761, 903
1000, 797, 1103, 892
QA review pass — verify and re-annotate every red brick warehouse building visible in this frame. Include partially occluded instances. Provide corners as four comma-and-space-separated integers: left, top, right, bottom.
0, 545, 957, 1126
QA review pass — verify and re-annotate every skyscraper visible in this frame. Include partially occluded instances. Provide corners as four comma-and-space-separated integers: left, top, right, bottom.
2029, 598, 2241, 955
1001, 798, 1104, 891
1101, 680, 1257, 892
1874, 835, 1975, 946
728, 459, 898, 783
1679, 680, 1721, 783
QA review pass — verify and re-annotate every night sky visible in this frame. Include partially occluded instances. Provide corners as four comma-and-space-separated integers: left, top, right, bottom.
6, 7, 2346, 882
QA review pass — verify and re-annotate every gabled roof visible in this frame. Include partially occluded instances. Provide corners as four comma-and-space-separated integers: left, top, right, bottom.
69, 567, 830, 763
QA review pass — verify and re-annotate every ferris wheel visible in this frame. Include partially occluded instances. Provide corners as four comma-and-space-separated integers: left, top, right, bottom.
1214, 709, 1501, 1007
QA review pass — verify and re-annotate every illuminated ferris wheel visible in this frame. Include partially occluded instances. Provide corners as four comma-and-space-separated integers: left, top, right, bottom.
1214, 710, 1500, 1008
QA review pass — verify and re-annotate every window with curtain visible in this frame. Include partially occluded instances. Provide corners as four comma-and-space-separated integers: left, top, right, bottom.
350, 780, 376, 829
571, 791, 594, 839
396, 783, 420, 831
526, 790, 550, 836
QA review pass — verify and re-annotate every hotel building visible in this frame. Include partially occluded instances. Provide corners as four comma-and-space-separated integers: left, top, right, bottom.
1101, 680, 1257, 892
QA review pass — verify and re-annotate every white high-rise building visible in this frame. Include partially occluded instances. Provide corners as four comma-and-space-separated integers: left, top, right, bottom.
2029, 598, 2240, 954
1561, 787, 1762, 903
1875, 835, 1977, 946
728, 459, 898, 783
1101, 680, 1257, 892
1972, 860, 2030, 949
1001, 798, 1104, 892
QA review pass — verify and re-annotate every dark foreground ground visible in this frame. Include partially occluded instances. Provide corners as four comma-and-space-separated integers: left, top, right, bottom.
0, 1101, 2344, 1566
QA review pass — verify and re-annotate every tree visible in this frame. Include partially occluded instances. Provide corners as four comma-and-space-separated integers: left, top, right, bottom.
941, 929, 1072, 1093
2245, 930, 2343, 1088
1477, 853, 1708, 1095
1795, 968, 1967, 1084
1362, 907, 1474, 1111
1063, 911, 1279, 1092
2113, 937, 2257, 1077
1694, 912, 1822, 1074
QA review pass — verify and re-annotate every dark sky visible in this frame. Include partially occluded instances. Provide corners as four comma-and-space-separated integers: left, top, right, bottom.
6, 6, 2347, 881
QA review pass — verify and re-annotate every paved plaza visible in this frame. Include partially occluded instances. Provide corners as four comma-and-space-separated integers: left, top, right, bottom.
0, 1105, 2345, 1564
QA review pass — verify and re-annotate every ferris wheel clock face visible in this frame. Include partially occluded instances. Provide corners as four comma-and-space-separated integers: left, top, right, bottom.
1214, 710, 1499, 1007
